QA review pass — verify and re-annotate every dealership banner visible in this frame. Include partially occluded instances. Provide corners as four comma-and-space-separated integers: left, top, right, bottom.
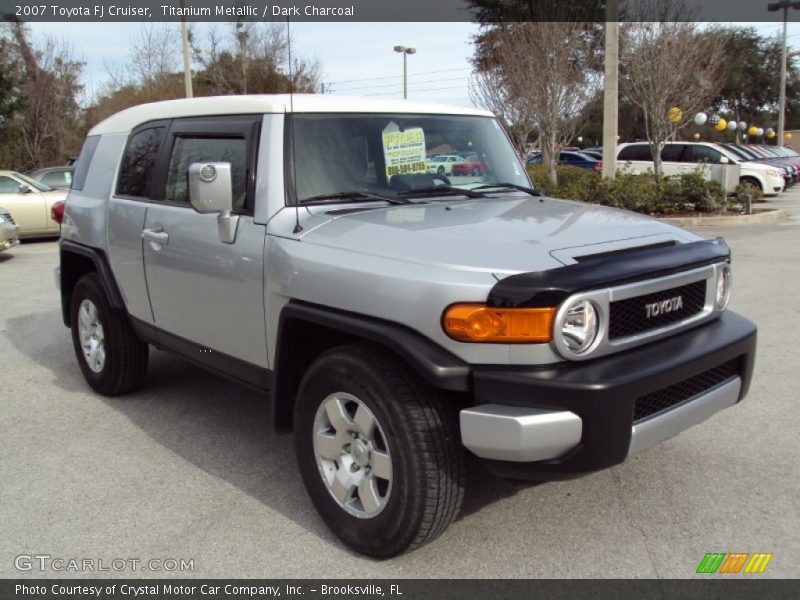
2, 0, 800, 22
2, 579, 798, 600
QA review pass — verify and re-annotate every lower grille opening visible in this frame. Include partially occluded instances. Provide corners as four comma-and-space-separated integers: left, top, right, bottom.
633, 359, 739, 422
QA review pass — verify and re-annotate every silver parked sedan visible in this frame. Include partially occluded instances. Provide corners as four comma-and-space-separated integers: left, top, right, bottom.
0, 207, 20, 252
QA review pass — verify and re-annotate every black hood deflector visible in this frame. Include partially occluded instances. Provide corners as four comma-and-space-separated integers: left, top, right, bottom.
488, 237, 730, 308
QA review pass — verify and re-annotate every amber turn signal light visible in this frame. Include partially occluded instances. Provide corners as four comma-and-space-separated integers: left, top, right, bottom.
442, 303, 555, 343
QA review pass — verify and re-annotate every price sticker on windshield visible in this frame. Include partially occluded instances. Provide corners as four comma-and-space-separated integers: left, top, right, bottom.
382, 123, 427, 180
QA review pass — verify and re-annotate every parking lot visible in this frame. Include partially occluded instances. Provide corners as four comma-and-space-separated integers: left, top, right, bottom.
1, 193, 798, 579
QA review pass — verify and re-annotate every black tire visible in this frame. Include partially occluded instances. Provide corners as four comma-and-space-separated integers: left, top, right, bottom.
437, 165, 445, 176
70, 273, 148, 396
739, 177, 763, 195
294, 342, 465, 558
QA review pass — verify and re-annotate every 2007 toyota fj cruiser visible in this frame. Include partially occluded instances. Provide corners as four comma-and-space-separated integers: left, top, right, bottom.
57, 95, 756, 557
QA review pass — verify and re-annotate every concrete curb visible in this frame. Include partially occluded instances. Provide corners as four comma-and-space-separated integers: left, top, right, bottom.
660, 208, 791, 227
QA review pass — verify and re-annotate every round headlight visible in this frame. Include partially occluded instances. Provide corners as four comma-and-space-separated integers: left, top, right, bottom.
716, 265, 732, 310
561, 300, 599, 354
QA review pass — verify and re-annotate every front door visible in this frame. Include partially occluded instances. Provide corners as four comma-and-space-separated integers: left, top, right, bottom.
141, 115, 269, 370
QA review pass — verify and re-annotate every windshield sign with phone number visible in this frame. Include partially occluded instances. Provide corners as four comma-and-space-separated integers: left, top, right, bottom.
382, 125, 427, 179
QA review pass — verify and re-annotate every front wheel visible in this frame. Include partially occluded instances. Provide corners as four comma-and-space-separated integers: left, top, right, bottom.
739, 177, 763, 195
294, 343, 465, 558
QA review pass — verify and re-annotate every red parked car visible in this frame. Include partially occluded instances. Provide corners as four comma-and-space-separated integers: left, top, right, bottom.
451, 157, 485, 176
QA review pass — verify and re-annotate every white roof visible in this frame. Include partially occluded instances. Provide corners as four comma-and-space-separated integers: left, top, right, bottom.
88, 94, 494, 136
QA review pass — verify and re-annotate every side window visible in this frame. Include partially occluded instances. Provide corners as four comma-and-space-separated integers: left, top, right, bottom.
0, 176, 20, 193
164, 137, 247, 210
42, 172, 69, 187
72, 135, 100, 191
618, 144, 653, 161
691, 145, 722, 164
661, 144, 690, 162
116, 127, 164, 197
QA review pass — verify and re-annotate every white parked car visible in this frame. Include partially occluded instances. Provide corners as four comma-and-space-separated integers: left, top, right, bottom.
426, 154, 464, 176
617, 142, 785, 196
0, 170, 66, 237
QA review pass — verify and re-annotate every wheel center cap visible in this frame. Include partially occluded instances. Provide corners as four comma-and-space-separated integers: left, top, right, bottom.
350, 439, 371, 467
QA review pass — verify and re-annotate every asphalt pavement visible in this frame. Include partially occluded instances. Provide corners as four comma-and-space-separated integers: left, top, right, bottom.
1, 191, 798, 579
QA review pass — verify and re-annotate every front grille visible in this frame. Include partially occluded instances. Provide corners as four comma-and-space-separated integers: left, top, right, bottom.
633, 360, 739, 422
2, 212, 14, 224
609, 280, 706, 339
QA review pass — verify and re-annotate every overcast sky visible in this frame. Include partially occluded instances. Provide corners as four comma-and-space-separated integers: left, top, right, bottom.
28, 21, 800, 109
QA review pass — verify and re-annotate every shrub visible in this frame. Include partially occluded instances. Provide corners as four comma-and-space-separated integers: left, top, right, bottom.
525, 165, 729, 215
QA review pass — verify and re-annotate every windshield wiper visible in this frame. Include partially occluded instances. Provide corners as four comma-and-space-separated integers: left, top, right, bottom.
472, 183, 542, 196
299, 191, 410, 205
396, 185, 486, 199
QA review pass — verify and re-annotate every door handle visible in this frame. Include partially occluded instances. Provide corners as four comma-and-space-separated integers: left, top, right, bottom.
142, 228, 169, 245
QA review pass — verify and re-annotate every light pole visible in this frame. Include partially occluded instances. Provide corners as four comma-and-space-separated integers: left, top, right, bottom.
237, 21, 250, 95
180, 0, 192, 98
768, 1, 800, 146
393, 45, 416, 99
602, 0, 619, 179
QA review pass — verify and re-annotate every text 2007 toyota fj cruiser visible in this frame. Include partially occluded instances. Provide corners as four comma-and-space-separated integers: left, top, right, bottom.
57, 95, 756, 557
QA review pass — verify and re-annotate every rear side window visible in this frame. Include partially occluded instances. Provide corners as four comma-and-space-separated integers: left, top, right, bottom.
41, 171, 73, 187
71, 135, 100, 191
116, 127, 164, 197
661, 144, 690, 162
618, 144, 652, 161
691, 145, 723, 164
164, 137, 248, 210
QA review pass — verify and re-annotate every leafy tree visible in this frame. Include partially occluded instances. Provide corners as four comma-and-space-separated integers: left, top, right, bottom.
87, 23, 323, 131
707, 26, 800, 136
0, 23, 84, 169
620, 22, 725, 177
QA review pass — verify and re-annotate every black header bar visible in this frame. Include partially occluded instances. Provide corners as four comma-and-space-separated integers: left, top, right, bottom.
2, 0, 800, 22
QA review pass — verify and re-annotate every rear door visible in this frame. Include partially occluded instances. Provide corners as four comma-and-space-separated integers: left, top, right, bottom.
141, 115, 269, 369
660, 144, 693, 176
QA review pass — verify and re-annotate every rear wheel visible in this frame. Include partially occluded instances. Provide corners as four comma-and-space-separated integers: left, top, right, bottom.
294, 342, 465, 558
437, 165, 445, 176
70, 273, 148, 395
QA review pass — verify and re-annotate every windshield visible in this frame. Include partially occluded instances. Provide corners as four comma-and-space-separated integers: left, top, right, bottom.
728, 146, 758, 161
15, 172, 53, 192
288, 113, 529, 204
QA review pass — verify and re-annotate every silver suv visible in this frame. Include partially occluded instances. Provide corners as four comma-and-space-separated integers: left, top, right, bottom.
56, 95, 757, 557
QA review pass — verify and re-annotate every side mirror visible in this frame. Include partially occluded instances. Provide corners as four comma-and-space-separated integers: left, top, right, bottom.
719, 156, 730, 164
18, 184, 30, 194
188, 162, 233, 214
187, 162, 239, 244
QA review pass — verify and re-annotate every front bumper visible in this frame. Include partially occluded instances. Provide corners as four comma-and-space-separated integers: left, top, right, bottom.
0, 223, 20, 251
460, 311, 756, 480
765, 174, 785, 195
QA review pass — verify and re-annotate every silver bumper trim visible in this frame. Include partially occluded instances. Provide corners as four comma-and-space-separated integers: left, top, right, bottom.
628, 376, 742, 456
460, 405, 582, 462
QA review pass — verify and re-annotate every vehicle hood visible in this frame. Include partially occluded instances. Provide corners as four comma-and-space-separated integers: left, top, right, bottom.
300, 195, 698, 274
742, 160, 780, 172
